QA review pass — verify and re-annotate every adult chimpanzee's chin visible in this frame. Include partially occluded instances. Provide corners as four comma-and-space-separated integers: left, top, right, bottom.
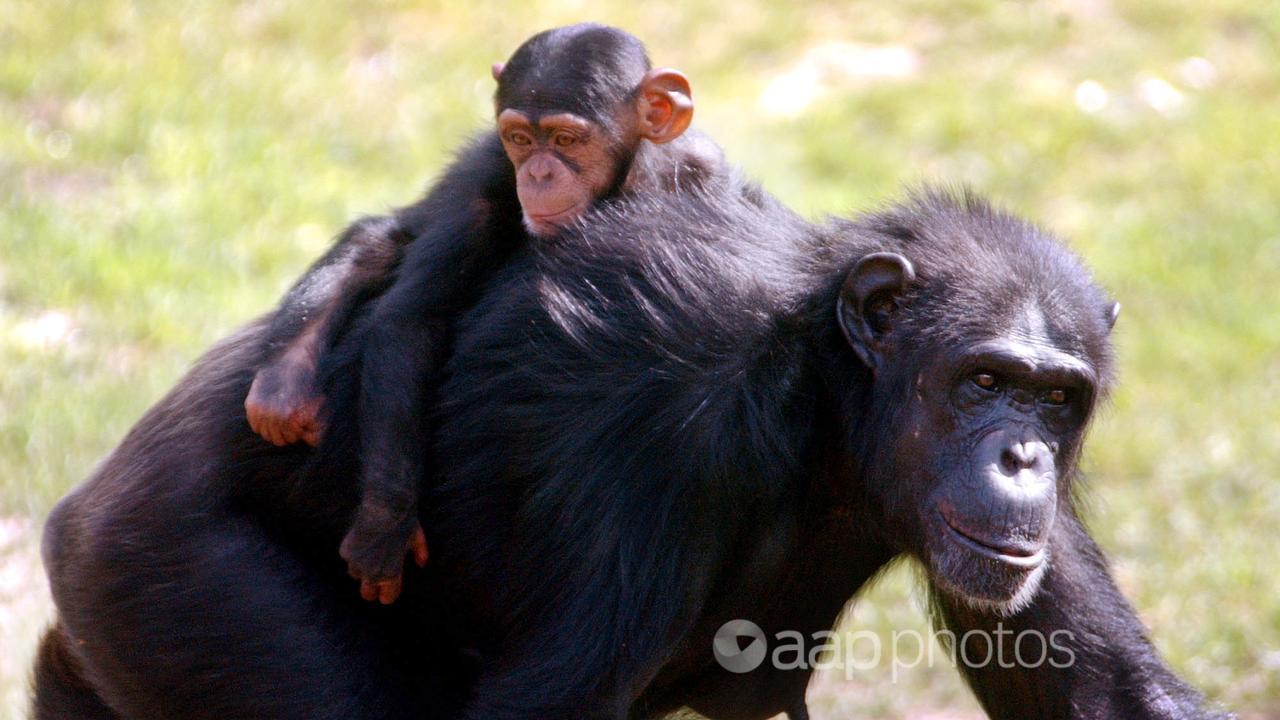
923, 506, 1052, 616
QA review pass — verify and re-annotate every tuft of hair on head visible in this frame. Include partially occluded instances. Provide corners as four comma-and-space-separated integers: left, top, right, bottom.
846, 185, 1118, 392
495, 24, 652, 126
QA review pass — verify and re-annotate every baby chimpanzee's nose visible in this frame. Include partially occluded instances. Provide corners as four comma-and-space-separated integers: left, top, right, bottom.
524, 154, 558, 183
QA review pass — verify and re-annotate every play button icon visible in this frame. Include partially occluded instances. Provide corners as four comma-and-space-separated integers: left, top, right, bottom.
713, 619, 767, 673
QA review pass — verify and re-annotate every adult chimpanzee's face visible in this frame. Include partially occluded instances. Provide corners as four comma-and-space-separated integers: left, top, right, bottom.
838, 248, 1110, 614
896, 332, 1097, 613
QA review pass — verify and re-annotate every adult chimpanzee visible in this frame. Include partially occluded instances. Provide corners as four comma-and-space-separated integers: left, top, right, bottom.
240, 24, 728, 603
36, 183, 1227, 719
411, 187, 1226, 719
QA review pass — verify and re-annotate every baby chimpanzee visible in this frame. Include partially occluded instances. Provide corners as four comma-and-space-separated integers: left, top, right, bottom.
243, 24, 732, 603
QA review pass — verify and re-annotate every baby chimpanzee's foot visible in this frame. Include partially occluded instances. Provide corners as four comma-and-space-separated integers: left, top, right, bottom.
339, 520, 429, 605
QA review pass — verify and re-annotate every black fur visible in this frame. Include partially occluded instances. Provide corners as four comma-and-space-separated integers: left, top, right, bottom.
36, 183, 1227, 719
496, 23, 652, 126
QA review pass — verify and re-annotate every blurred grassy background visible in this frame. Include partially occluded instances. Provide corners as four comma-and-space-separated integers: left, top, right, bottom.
1, 0, 1277, 718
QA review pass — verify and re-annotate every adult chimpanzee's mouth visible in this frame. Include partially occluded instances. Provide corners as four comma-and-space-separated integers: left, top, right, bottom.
939, 513, 1046, 569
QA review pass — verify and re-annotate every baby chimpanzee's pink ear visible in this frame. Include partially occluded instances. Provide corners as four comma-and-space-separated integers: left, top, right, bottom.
637, 68, 693, 144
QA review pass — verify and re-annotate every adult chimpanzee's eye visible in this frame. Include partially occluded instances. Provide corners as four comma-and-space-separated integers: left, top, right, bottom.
1042, 388, 1070, 405
972, 372, 999, 391
553, 132, 576, 148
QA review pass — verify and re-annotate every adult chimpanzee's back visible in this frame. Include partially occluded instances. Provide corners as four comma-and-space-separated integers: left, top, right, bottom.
422, 190, 822, 715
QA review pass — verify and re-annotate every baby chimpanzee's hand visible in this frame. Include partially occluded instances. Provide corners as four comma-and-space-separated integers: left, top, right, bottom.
245, 357, 326, 447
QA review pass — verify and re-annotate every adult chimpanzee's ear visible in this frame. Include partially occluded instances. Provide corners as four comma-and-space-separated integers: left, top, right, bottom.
1105, 301, 1120, 331
491, 62, 505, 82
837, 252, 916, 370
636, 68, 693, 144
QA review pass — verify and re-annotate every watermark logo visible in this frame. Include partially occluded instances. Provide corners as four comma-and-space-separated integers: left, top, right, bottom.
711, 620, 1076, 681
713, 619, 768, 673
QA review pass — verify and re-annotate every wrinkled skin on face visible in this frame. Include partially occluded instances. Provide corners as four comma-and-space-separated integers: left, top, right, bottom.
838, 246, 1115, 615
897, 333, 1096, 613
495, 68, 693, 236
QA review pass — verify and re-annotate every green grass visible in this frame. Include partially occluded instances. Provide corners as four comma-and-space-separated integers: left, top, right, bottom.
2, 1, 1278, 718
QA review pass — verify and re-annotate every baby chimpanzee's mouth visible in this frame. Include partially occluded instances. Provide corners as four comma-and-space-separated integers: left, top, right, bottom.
526, 203, 584, 226
939, 512, 1046, 569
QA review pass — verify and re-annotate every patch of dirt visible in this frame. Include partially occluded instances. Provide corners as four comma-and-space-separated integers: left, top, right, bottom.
0, 517, 53, 720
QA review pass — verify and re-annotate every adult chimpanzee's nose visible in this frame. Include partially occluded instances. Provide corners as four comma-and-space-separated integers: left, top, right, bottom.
998, 439, 1053, 480
949, 430, 1058, 555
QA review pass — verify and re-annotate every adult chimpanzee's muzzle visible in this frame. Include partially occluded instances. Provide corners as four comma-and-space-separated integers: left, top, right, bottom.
935, 426, 1057, 573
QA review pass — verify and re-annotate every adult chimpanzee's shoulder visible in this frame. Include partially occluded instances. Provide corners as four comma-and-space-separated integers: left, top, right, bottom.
543, 187, 819, 393
442, 186, 822, 495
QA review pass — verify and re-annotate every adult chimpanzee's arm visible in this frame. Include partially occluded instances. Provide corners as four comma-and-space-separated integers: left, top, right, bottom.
247, 216, 409, 446
934, 509, 1231, 719
341, 133, 523, 601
